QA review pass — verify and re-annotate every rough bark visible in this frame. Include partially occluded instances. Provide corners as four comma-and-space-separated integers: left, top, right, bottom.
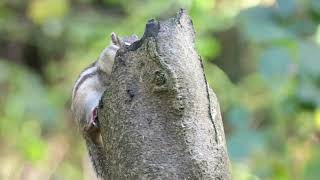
98, 9, 231, 180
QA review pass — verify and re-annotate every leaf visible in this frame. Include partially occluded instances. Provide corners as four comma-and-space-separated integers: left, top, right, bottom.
27, 0, 69, 24
299, 42, 320, 79
227, 105, 250, 130
275, 0, 297, 18
303, 145, 320, 180
297, 42, 320, 106
19, 120, 47, 163
238, 7, 294, 43
227, 106, 266, 160
297, 79, 320, 106
310, 0, 320, 15
232, 163, 260, 180
196, 36, 220, 60
228, 129, 265, 160
259, 47, 293, 90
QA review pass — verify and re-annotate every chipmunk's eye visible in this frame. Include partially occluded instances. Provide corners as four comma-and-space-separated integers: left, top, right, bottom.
153, 70, 167, 86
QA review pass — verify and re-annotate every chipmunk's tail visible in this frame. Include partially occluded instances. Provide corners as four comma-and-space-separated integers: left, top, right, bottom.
85, 135, 108, 179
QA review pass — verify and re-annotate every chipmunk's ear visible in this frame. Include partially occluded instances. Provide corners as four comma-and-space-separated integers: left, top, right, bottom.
111, 32, 121, 45
132, 34, 139, 40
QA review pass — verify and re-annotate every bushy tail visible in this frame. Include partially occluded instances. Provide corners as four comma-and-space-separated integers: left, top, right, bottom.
85, 136, 108, 179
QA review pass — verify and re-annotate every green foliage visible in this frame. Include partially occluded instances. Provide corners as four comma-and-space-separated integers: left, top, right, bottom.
0, 0, 320, 179
303, 145, 320, 180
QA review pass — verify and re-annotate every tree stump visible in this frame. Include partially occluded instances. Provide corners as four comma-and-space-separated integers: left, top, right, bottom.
98, 9, 231, 180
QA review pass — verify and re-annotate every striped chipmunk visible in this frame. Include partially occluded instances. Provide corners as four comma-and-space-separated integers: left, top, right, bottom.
71, 32, 138, 178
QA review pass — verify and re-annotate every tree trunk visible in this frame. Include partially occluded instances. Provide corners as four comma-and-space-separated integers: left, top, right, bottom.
98, 9, 231, 180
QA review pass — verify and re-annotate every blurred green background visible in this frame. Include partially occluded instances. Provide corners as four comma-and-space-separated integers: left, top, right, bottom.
1, 0, 320, 179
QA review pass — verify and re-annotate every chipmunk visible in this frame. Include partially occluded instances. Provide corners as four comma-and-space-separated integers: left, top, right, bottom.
71, 32, 138, 178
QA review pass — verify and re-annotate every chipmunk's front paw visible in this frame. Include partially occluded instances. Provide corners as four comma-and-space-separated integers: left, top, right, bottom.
85, 107, 100, 133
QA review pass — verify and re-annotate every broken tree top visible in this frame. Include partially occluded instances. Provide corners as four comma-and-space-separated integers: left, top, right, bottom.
98, 9, 231, 180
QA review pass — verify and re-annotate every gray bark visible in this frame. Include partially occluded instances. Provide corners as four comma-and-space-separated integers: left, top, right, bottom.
98, 9, 231, 180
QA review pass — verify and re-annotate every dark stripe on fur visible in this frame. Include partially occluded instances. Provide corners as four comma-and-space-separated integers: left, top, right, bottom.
73, 68, 98, 100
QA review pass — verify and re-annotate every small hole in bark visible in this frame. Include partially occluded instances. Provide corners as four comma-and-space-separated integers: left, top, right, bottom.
126, 89, 135, 101
153, 71, 167, 86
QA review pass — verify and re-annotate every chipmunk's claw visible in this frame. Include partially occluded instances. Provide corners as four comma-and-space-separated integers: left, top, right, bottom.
86, 107, 99, 133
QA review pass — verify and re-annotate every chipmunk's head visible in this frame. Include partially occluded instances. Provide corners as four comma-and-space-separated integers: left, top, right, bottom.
111, 32, 139, 47
98, 33, 139, 74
